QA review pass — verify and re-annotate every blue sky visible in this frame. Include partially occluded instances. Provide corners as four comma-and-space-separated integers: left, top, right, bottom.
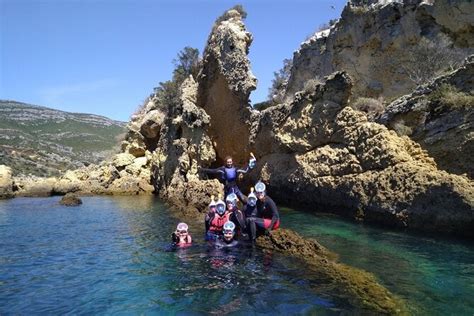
1, 0, 346, 121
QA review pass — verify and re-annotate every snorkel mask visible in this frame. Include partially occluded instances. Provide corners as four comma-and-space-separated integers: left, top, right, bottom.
223, 221, 236, 240
209, 195, 217, 212
247, 187, 257, 207
255, 181, 266, 198
225, 193, 238, 209
176, 222, 189, 235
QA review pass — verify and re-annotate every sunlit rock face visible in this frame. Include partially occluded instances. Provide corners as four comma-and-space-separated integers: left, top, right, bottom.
250, 72, 474, 238
378, 56, 474, 179
197, 9, 257, 166
284, 0, 474, 101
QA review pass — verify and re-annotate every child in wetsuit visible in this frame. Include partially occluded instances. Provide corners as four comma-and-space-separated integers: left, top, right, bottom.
216, 221, 238, 248
172, 222, 192, 247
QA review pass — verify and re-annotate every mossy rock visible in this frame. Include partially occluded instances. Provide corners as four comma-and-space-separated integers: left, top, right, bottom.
59, 193, 82, 206
257, 229, 407, 314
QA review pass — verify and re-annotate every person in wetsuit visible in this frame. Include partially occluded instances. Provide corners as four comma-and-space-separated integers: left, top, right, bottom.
171, 222, 192, 247
205, 197, 230, 241
224, 193, 246, 237
215, 221, 239, 248
199, 154, 256, 202
247, 182, 280, 241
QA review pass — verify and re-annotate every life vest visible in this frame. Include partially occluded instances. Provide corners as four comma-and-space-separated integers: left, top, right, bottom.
224, 167, 237, 182
209, 212, 231, 232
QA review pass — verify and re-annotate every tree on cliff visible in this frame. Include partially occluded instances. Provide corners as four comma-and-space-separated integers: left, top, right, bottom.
153, 46, 201, 112
267, 58, 293, 105
400, 35, 468, 86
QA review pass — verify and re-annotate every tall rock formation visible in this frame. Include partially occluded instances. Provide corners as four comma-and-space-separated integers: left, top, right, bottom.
284, 0, 474, 101
197, 9, 257, 165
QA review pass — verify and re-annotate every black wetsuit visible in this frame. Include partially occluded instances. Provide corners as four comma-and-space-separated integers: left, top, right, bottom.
228, 207, 246, 236
200, 165, 250, 202
248, 196, 280, 240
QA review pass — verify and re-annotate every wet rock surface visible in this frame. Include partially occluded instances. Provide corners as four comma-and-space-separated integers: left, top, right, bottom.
59, 193, 82, 206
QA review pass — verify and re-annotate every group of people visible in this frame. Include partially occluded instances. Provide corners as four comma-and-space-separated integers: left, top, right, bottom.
171, 154, 280, 248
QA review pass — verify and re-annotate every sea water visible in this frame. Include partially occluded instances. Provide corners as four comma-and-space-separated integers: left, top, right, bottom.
1, 196, 473, 315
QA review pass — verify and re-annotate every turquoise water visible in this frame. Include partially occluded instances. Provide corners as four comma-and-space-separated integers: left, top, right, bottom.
1, 196, 473, 314
1, 196, 354, 315
280, 207, 474, 315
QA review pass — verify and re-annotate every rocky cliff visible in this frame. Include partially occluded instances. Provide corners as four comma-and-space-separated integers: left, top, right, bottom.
284, 0, 474, 101
377, 55, 474, 178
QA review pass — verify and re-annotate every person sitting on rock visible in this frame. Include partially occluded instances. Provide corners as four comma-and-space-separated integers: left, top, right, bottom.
205, 195, 230, 241
172, 222, 192, 247
225, 193, 246, 237
199, 153, 257, 202
215, 221, 239, 248
247, 181, 280, 241
243, 187, 258, 218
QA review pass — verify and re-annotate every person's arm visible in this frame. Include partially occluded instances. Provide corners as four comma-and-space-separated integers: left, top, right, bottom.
200, 166, 225, 175
231, 210, 246, 231
205, 212, 215, 232
237, 153, 257, 174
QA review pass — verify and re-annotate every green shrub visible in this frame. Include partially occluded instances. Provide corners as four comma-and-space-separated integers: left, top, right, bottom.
253, 100, 274, 111
428, 84, 474, 109
349, 97, 385, 119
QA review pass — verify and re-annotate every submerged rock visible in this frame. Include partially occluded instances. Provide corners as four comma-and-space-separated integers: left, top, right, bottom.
257, 229, 406, 314
59, 193, 82, 206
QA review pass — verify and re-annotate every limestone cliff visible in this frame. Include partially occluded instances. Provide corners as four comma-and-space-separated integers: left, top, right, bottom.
378, 55, 474, 178
251, 72, 474, 238
284, 0, 474, 101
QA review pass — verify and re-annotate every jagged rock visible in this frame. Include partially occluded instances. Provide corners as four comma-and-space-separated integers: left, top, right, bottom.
284, 0, 474, 101
59, 193, 82, 206
140, 110, 165, 139
378, 56, 474, 178
0, 165, 14, 199
14, 176, 57, 197
251, 72, 474, 238
197, 9, 256, 164
112, 153, 135, 168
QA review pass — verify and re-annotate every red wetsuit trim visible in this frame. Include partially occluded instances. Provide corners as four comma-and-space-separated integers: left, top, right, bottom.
263, 219, 280, 229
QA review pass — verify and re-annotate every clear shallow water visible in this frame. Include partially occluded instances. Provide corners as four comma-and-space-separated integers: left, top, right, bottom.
281, 207, 474, 315
1, 196, 473, 315
1, 196, 354, 315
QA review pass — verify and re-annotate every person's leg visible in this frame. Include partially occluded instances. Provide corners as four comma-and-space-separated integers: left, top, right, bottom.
247, 217, 257, 240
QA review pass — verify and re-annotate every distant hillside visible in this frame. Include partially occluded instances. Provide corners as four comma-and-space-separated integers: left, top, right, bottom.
0, 100, 126, 177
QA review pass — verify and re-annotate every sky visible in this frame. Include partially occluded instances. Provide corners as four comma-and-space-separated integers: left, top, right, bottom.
1, 0, 347, 121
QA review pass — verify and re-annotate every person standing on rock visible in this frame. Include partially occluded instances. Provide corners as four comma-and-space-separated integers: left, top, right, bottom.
199, 153, 256, 202
247, 181, 280, 241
